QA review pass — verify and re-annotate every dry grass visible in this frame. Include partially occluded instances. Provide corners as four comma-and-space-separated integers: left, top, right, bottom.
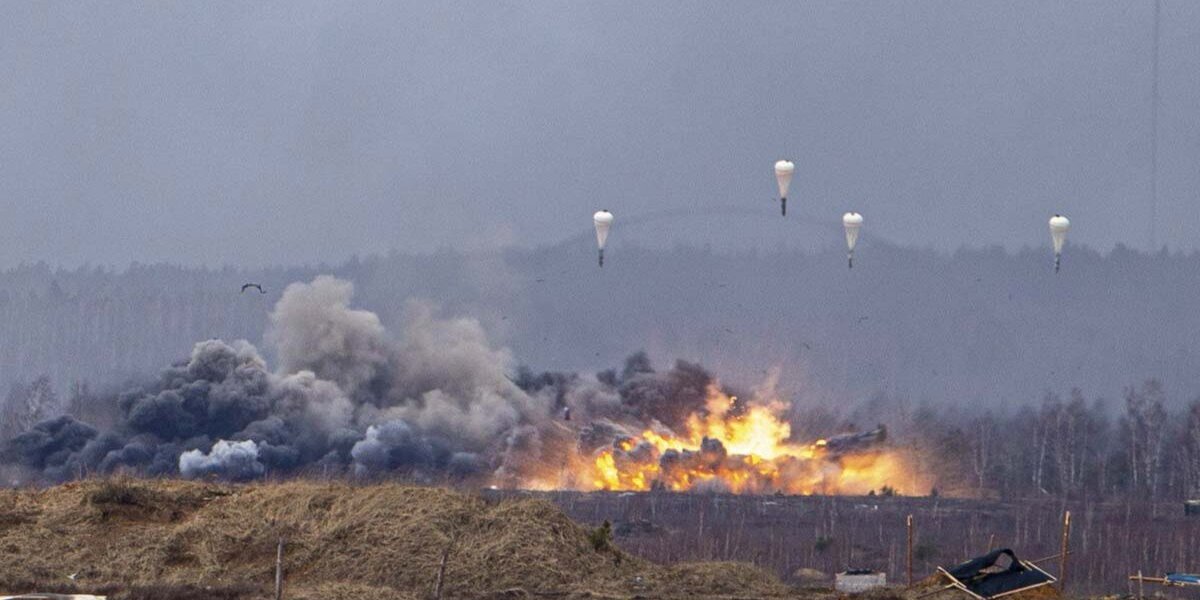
0, 478, 800, 599
655, 562, 796, 597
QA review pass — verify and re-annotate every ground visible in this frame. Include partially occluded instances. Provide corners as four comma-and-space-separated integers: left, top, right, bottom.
0, 478, 817, 599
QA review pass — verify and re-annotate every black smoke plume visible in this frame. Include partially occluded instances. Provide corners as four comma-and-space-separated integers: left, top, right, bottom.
1, 276, 725, 485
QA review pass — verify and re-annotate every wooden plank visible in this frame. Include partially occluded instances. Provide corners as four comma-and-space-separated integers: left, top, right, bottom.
1022, 560, 1058, 583
935, 568, 987, 600
990, 582, 1054, 599
1127, 576, 1170, 584
913, 583, 958, 599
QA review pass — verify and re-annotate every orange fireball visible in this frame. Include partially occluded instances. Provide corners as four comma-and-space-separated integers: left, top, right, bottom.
579, 385, 921, 495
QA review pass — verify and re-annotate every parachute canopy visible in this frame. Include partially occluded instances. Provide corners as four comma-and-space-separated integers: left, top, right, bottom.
1049, 214, 1070, 254
593, 210, 613, 250
774, 160, 795, 198
843, 212, 864, 252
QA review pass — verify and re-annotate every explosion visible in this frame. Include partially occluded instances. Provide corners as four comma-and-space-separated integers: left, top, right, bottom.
518, 385, 920, 496
1, 275, 926, 497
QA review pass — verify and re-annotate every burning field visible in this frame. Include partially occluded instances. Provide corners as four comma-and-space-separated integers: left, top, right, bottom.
0, 275, 925, 498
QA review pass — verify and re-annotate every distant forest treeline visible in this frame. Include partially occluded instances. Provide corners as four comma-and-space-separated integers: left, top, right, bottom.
1, 242, 1199, 497
0, 242, 1196, 403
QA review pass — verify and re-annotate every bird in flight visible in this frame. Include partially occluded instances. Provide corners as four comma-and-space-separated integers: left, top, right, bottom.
241, 283, 265, 294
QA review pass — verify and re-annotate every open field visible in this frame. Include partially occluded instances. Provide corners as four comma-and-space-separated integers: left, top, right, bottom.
489, 490, 1200, 596
2, 478, 1198, 598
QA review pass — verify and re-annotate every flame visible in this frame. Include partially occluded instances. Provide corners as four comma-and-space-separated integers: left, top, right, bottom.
574, 385, 921, 495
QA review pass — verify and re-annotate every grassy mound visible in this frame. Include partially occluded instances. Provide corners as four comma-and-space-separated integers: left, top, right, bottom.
0, 478, 797, 599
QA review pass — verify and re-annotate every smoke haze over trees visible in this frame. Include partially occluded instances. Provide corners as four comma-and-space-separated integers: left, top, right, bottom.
0, 242, 1197, 410
0, 244, 1199, 500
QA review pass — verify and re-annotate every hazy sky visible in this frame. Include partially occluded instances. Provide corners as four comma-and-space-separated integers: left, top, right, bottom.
1, 1, 1196, 268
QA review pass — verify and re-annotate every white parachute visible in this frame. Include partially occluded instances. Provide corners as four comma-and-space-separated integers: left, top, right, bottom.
843, 212, 863, 269
1049, 214, 1070, 273
774, 160, 794, 216
593, 210, 613, 267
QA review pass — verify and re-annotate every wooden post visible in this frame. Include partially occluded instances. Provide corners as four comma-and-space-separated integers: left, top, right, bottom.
1137, 570, 1144, 600
907, 514, 914, 587
1058, 511, 1071, 593
274, 537, 285, 600
434, 534, 455, 600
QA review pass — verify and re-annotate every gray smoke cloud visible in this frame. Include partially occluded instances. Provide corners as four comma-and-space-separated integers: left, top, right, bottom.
1, 276, 726, 484
268, 276, 393, 400
180, 440, 265, 481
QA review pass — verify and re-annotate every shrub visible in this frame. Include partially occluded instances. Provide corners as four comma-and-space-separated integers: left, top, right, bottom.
589, 520, 613, 552
88, 479, 149, 508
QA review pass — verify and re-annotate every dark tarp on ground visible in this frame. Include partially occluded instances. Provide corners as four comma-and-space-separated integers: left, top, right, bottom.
943, 549, 1054, 599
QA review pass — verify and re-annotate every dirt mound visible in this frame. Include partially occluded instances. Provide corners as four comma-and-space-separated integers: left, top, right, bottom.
0, 479, 795, 599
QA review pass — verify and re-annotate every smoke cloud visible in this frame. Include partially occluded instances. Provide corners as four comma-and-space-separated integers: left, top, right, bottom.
180, 440, 265, 481
1, 275, 893, 491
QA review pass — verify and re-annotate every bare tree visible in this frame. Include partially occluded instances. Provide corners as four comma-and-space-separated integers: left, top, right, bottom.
1049, 389, 1090, 497
1184, 399, 1200, 498
0, 379, 30, 441
969, 413, 997, 496
1032, 393, 1060, 495
21, 375, 60, 430
1124, 380, 1168, 497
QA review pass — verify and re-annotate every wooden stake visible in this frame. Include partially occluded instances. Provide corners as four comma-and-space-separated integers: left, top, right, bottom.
1058, 511, 1071, 593
1138, 570, 1144, 600
274, 537, 285, 600
987, 533, 996, 552
907, 514, 914, 587
435, 534, 456, 600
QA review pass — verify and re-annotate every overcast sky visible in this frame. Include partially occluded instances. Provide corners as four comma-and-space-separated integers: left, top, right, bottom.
0, 1, 1196, 268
